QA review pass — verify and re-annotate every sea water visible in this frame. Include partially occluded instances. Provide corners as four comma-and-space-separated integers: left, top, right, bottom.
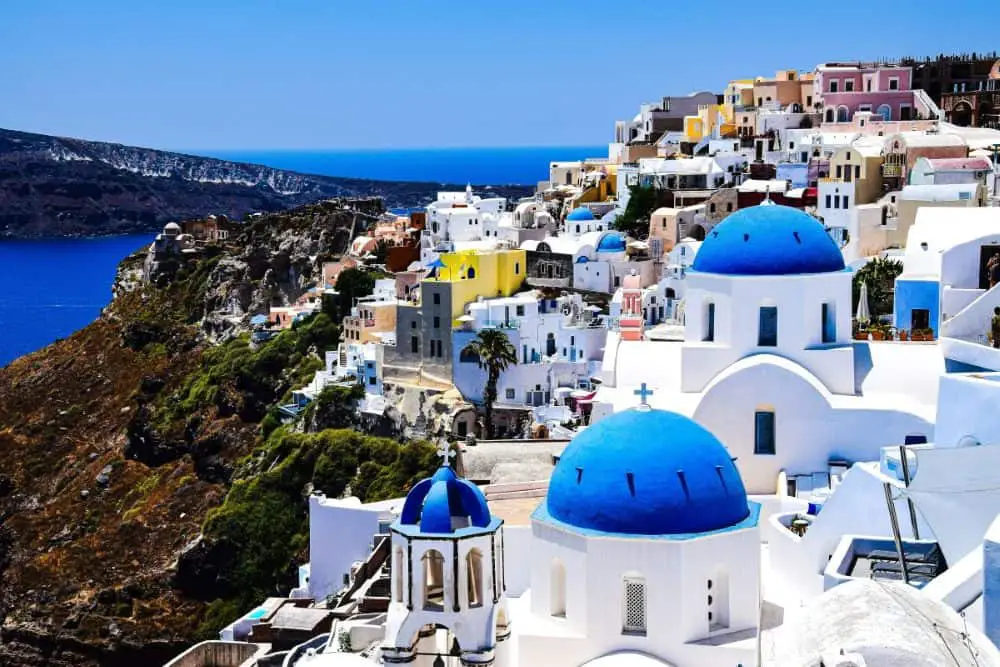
0, 146, 604, 365
0, 235, 152, 366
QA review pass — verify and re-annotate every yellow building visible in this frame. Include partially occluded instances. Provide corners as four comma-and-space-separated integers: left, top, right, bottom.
683, 104, 728, 144
390, 248, 528, 370
425, 248, 527, 323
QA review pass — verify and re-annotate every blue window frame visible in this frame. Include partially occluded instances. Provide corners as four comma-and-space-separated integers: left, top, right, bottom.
758, 306, 777, 346
704, 303, 716, 342
821, 303, 836, 343
754, 411, 776, 455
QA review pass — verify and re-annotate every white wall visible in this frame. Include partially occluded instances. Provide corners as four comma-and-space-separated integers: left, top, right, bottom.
518, 517, 758, 667
307, 496, 384, 602
682, 271, 855, 395
934, 374, 1000, 447
692, 356, 933, 494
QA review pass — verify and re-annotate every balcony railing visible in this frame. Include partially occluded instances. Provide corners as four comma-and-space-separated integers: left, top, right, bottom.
481, 319, 520, 329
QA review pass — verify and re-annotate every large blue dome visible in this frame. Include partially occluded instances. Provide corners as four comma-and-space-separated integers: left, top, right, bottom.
398, 466, 492, 534
567, 207, 595, 221
545, 408, 750, 536
692, 203, 845, 276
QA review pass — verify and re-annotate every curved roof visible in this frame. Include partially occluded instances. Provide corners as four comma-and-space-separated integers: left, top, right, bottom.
692, 202, 845, 276
544, 408, 750, 536
398, 466, 492, 534
596, 232, 627, 253
567, 207, 595, 221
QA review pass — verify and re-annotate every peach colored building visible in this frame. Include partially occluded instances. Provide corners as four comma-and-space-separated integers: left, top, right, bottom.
881, 132, 968, 189
342, 300, 396, 344
322, 258, 359, 289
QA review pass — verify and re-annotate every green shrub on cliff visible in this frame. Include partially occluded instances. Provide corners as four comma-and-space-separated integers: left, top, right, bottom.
191, 429, 440, 635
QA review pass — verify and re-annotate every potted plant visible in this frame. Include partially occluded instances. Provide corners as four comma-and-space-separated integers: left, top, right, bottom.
853, 327, 869, 341
898, 329, 909, 342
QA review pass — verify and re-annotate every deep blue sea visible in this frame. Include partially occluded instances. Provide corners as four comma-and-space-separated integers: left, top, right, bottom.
0, 235, 153, 366
194, 146, 606, 185
0, 146, 602, 366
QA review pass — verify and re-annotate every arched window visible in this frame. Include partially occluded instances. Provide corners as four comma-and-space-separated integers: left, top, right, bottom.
550, 559, 566, 617
622, 574, 647, 635
837, 106, 850, 123
546, 332, 556, 357
466, 267, 476, 279
825, 108, 835, 123
877, 104, 892, 122
422, 550, 445, 611
395, 547, 404, 603
466, 549, 484, 608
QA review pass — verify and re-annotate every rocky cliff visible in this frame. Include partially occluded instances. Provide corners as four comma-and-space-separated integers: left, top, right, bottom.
0, 127, 532, 237
0, 200, 440, 666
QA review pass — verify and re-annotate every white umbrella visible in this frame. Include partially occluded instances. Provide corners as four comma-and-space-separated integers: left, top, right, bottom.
856, 281, 871, 325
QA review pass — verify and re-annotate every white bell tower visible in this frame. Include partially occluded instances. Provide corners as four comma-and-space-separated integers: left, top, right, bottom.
382, 443, 510, 667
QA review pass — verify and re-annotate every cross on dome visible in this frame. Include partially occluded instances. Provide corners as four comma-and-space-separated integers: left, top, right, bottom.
437, 441, 456, 467
634, 382, 654, 410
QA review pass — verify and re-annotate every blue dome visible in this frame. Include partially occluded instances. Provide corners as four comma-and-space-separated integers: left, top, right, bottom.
567, 207, 595, 221
546, 408, 749, 536
596, 232, 627, 253
399, 466, 492, 534
692, 203, 845, 276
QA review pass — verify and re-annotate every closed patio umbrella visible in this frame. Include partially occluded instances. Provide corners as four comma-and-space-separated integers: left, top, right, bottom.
856, 281, 871, 325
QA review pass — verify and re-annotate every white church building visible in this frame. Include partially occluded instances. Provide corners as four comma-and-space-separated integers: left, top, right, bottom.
595, 201, 943, 494
375, 403, 762, 667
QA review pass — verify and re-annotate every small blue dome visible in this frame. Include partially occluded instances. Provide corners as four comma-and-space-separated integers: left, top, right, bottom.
596, 232, 627, 253
567, 207, 595, 221
399, 466, 492, 534
546, 409, 749, 536
692, 203, 845, 276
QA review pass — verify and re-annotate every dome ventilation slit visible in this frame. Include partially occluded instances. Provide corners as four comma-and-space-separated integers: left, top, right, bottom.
626, 472, 635, 497
576, 467, 584, 484
676, 469, 690, 499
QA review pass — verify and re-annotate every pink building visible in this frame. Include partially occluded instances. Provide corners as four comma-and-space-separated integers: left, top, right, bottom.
815, 63, 920, 123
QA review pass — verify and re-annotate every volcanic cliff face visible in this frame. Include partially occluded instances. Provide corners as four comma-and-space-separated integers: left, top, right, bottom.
0, 127, 533, 237
0, 200, 440, 666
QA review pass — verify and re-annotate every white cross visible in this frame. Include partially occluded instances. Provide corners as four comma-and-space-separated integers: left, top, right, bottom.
634, 382, 654, 408
437, 441, 456, 466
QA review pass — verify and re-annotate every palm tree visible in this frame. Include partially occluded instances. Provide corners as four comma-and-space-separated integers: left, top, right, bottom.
461, 329, 518, 439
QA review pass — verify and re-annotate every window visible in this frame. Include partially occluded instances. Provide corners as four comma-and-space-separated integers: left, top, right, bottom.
551, 560, 566, 617
368, 375, 377, 385
845, 80, 855, 92
433, 316, 440, 329
758, 306, 777, 346
411, 321, 417, 329
836, 165, 842, 179
825, 194, 832, 209
433, 293, 441, 305
703, 302, 716, 342
727, 202, 734, 212
410, 336, 419, 354
515, 262, 520, 275
854, 165, 861, 179
834, 195, 841, 209
622, 575, 647, 635
829, 80, 838, 93
806, 95, 813, 107
822, 302, 836, 343
710, 203, 716, 213
505, 388, 515, 400
466, 549, 484, 608
422, 550, 445, 610
516, 305, 525, 316
754, 411, 776, 455
888, 77, 899, 91
460, 347, 479, 364
843, 195, 850, 208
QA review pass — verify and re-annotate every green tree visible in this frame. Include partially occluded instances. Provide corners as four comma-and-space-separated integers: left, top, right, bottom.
461, 329, 518, 439
612, 185, 658, 239
333, 267, 376, 319
853, 257, 903, 319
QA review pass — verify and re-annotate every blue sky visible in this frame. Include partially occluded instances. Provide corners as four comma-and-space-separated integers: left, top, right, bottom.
0, 0, 996, 150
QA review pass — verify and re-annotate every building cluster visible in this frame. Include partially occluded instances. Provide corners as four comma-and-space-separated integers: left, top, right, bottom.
168, 53, 1000, 667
